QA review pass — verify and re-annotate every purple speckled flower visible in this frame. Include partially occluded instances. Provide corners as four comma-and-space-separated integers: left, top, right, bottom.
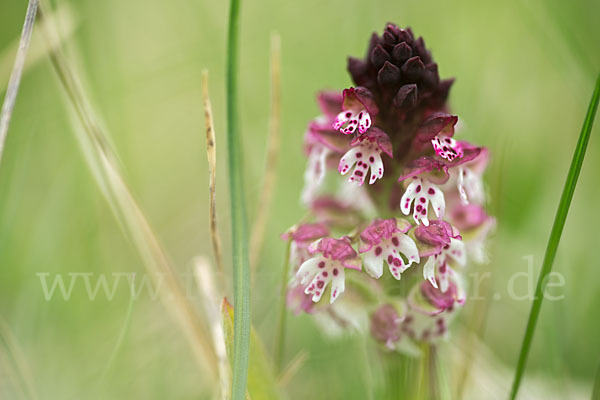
359, 218, 419, 279
285, 23, 494, 348
296, 237, 361, 303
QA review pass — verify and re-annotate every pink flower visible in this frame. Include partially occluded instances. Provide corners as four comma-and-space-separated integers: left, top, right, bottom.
333, 87, 379, 134
296, 237, 361, 303
338, 127, 392, 185
359, 218, 419, 279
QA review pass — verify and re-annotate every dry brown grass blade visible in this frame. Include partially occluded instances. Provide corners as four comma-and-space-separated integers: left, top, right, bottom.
0, 0, 39, 168
202, 70, 224, 275
38, 0, 218, 378
249, 32, 281, 273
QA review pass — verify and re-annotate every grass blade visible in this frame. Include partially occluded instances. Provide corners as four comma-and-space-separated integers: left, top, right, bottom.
194, 257, 231, 399
225, 0, 251, 399
0, 0, 39, 168
249, 32, 282, 273
38, 0, 218, 379
509, 74, 600, 399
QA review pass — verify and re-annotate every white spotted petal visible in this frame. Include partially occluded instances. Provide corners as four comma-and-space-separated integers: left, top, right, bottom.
400, 178, 446, 226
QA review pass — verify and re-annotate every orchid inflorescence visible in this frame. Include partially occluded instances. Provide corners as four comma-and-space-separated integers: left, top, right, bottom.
284, 23, 494, 352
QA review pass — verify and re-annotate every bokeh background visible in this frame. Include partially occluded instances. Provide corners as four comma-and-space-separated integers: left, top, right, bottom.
1, 0, 599, 398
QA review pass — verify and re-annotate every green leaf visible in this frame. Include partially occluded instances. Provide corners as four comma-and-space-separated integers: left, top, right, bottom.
592, 362, 600, 400
222, 299, 281, 400
509, 74, 600, 400
225, 0, 251, 399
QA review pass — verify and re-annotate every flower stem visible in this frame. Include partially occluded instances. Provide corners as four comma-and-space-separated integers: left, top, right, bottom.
225, 0, 251, 398
509, 74, 600, 400
274, 238, 291, 372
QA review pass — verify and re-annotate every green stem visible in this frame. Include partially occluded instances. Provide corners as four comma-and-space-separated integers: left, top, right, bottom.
509, 74, 600, 400
273, 239, 291, 372
226, 0, 250, 399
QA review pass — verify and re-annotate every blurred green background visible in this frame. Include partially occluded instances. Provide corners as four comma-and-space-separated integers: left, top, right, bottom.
1, 0, 599, 398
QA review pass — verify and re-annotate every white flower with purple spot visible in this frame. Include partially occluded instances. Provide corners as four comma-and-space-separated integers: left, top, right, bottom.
338, 127, 393, 186
422, 236, 466, 292
339, 142, 384, 185
400, 177, 445, 226
431, 135, 463, 161
296, 237, 361, 303
359, 218, 420, 280
334, 109, 371, 134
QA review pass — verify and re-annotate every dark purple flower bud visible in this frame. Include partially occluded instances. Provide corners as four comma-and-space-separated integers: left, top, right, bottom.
370, 304, 402, 346
366, 33, 380, 57
382, 30, 396, 46
370, 44, 391, 70
377, 61, 401, 88
401, 56, 425, 82
422, 63, 440, 88
347, 57, 370, 87
394, 84, 418, 108
392, 42, 412, 64
413, 37, 432, 64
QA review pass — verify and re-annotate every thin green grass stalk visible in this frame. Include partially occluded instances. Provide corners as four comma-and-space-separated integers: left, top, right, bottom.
100, 274, 136, 380
592, 362, 600, 400
0, 0, 39, 168
225, 0, 251, 398
509, 74, 600, 400
273, 239, 291, 372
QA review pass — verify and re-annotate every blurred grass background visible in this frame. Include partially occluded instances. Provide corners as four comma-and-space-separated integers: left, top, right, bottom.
0, 0, 599, 398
